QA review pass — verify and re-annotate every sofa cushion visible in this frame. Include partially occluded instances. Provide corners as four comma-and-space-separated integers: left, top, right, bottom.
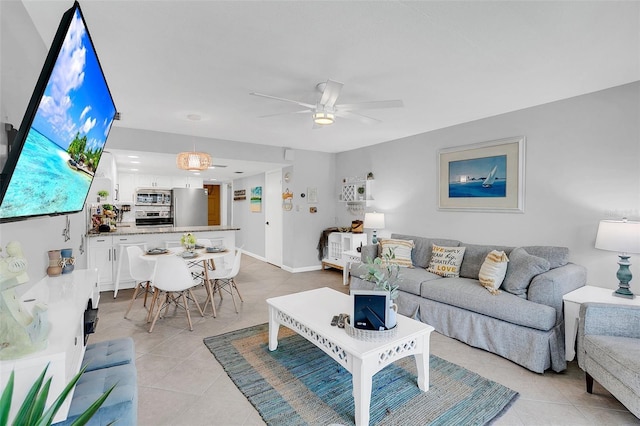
83, 338, 135, 372
584, 334, 640, 395
391, 234, 460, 269
502, 247, 550, 298
427, 245, 466, 278
394, 267, 442, 296
379, 238, 414, 268
420, 277, 557, 331
458, 243, 513, 279
478, 250, 509, 294
521, 246, 569, 269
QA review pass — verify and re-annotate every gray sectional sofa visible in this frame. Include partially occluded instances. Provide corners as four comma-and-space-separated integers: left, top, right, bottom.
349, 233, 587, 373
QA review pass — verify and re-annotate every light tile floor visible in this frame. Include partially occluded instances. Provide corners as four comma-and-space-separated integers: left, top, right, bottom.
90, 254, 639, 425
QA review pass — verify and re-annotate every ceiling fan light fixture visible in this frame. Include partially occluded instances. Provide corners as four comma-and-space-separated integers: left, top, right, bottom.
176, 151, 212, 171
313, 111, 334, 125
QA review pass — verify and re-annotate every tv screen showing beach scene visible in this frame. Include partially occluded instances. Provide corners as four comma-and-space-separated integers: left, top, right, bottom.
0, 3, 116, 222
448, 155, 507, 198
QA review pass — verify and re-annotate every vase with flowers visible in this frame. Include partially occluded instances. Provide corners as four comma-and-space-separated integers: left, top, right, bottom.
359, 247, 401, 329
180, 233, 197, 252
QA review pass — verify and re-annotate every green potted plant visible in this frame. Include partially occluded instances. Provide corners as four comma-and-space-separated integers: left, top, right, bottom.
0, 364, 114, 426
357, 186, 365, 200
96, 190, 108, 203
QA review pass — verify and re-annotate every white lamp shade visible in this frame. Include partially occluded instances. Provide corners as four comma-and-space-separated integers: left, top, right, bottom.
364, 212, 385, 229
595, 219, 640, 254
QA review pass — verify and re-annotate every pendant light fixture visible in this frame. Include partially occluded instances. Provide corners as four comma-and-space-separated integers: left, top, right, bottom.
176, 147, 212, 171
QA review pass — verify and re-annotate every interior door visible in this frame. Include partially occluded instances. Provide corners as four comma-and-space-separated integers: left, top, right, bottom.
265, 169, 283, 267
205, 184, 221, 225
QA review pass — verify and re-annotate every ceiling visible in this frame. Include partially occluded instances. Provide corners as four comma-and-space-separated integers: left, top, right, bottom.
19, 1, 640, 179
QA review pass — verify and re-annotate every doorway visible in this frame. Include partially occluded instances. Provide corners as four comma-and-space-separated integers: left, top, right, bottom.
204, 184, 221, 225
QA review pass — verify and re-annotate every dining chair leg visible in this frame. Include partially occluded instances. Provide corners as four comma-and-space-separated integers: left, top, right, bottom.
182, 292, 193, 331
189, 288, 205, 317
147, 288, 159, 323
124, 282, 144, 319
143, 281, 150, 308
148, 292, 167, 333
232, 278, 244, 302
202, 278, 217, 318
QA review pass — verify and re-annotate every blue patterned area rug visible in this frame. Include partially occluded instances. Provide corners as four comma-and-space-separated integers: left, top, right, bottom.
203, 323, 518, 426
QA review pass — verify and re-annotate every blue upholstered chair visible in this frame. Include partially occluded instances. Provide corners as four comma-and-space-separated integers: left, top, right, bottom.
576, 302, 640, 418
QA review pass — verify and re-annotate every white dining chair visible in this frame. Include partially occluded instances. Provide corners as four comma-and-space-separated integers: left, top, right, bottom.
123, 245, 155, 321
210, 248, 244, 313
148, 254, 205, 332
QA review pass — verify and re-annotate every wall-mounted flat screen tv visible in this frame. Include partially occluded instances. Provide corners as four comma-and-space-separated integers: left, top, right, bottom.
0, 1, 116, 223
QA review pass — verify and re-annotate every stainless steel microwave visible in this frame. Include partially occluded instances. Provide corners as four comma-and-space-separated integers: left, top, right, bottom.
135, 189, 171, 206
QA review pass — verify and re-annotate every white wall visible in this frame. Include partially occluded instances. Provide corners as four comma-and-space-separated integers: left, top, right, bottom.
336, 82, 640, 292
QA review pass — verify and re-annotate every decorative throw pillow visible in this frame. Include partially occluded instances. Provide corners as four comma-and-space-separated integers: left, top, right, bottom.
478, 250, 509, 295
379, 239, 414, 268
502, 247, 551, 298
427, 244, 466, 278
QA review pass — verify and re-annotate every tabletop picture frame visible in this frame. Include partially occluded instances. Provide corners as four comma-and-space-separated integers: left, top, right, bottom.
438, 136, 525, 213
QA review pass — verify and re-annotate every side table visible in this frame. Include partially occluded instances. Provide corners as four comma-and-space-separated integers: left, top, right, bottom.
563, 285, 640, 361
342, 249, 362, 285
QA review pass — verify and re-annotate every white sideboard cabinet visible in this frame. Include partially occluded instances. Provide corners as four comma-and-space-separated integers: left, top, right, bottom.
321, 232, 367, 271
0, 269, 99, 423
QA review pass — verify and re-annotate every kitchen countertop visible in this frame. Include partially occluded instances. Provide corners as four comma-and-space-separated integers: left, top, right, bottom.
87, 224, 240, 237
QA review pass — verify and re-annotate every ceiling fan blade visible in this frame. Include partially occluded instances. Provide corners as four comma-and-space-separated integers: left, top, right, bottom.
337, 99, 404, 111
250, 92, 316, 109
334, 110, 381, 125
257, 109, 312, 119
319, 80, 344, 108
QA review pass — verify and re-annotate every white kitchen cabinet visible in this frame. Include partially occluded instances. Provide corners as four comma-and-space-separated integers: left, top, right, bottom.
321, 232, 367, 271
88, 235, 148, 293
136, 174, 172, 189
118, 173, 136, 203
172, 176, 203, 188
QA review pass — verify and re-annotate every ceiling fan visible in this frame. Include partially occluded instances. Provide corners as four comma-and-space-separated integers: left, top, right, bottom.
250, 79, 403, 127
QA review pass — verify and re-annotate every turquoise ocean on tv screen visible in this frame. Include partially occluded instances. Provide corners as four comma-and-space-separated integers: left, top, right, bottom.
0, 128, 92, 218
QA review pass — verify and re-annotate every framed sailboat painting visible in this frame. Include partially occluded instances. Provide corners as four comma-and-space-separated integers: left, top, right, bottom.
438, 137, 525, 212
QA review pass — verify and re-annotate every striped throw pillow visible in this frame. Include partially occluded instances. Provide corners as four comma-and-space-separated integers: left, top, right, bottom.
478, 250, 509, 295
379, 239, 414, 268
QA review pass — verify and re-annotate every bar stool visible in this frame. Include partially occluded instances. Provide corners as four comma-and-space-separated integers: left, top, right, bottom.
114, 242, 148, 298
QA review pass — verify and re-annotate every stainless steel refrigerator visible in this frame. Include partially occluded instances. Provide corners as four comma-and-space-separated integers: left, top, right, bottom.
172, 187, 208, 227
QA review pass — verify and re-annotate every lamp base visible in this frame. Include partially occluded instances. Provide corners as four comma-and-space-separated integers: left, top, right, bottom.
371, 230, 378, 245
612, 288, 635, 299
613, 254, 635, 299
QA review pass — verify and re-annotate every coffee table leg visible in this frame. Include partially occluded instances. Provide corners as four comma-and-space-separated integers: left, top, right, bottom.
268, 306, 280, 351
414, 334, 430, 391
352, 358, 372, 426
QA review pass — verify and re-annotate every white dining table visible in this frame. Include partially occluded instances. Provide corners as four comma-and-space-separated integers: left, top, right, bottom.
142, 246, 230, 317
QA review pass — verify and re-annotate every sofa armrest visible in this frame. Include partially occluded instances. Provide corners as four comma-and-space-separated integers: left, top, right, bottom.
580, 302, 640, 338
359, 244, 379, 263
577, 302, 640, 369
527, 262, 587, 323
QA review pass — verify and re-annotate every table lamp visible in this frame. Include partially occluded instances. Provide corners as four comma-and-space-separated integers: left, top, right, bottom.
595, 218, 640, 299
364, 212, 385, 244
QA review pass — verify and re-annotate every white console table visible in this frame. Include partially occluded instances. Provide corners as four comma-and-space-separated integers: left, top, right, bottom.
563, 285, 640, 361
0, 269, 99, 423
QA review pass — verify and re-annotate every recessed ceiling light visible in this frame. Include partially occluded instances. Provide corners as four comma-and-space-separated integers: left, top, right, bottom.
130, 161, 140, 164
127, 155, 139, 159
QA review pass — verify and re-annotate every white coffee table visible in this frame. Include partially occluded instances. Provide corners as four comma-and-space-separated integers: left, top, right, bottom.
563, 285, 640, 361
267, 287, 434, 426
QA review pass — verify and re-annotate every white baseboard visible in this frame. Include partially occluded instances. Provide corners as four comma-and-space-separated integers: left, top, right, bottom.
241, 250, 323, 274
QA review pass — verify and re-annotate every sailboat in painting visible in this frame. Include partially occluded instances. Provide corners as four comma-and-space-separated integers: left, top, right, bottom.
482, 165, 498, 188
